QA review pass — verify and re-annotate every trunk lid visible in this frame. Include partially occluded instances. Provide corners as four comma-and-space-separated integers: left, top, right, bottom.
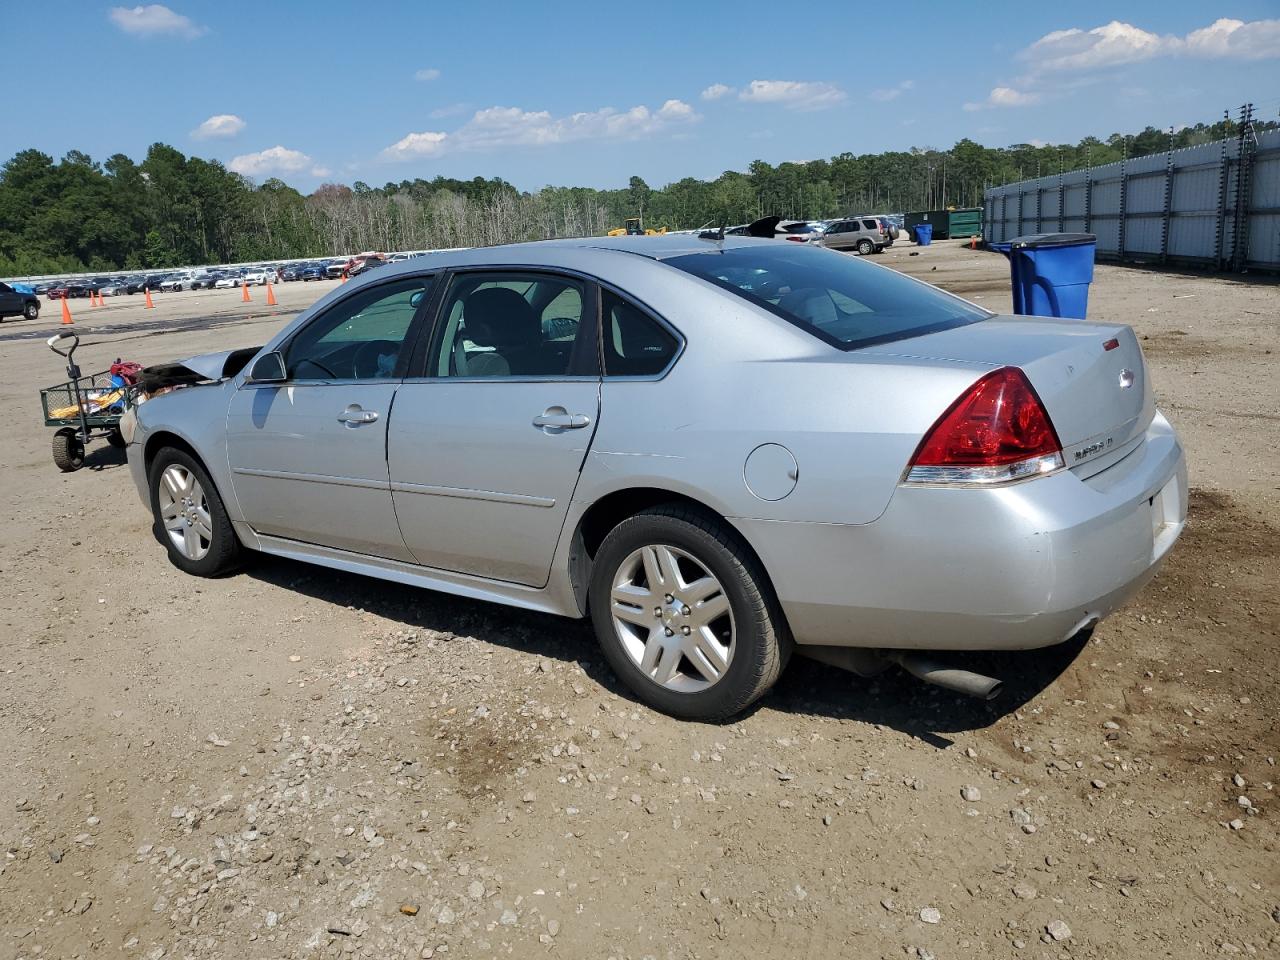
861, 316, 1154, 473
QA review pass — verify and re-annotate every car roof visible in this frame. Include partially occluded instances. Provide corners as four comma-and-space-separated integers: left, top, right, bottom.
389, 233, 782, 269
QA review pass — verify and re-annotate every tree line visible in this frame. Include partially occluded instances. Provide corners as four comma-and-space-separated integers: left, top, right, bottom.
1, 115, 1271, 276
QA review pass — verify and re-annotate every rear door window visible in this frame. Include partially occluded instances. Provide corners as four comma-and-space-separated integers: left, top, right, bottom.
601, 289, 679, 377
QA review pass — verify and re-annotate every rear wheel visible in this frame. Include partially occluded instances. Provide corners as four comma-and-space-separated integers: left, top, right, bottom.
149, 448, 240, 576
589, 505, 790, 721
857, 239, 874, 256
51, 428, 84, 472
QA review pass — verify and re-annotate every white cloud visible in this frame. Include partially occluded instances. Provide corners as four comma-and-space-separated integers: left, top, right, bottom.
738, 79, 846, 111
869, 79, 914, 102
382, 131, 449, 161
414, 67, 441, 81
701, 83, 733, 101
381, 98, 699, 162
191, 114, 245, 140
310, 165, 332, 178
963, 86, 1039, 111
1184, 18, 1280, 60
228, 145, 316, 178
108, 4, 204, 38
1020, 18, 1280, 73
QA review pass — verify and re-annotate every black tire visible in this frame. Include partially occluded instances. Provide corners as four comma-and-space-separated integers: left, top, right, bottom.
106, 428, 127, 449
52, 428, 84, 472
148, 447, 241, 576
23, 301, 39, 320
588, 505, 791, 721
857, 239, 874, 256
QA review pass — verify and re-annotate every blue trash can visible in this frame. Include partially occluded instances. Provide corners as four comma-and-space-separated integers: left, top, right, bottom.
996, 233, 1096, 319
914, 223, 933, 246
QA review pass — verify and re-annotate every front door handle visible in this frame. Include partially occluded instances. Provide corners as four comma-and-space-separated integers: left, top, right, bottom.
337, 405, 379, 425
532, 411, 591, 430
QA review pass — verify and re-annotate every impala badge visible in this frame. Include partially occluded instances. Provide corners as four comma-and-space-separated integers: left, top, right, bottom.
1118, 369, 1135, 389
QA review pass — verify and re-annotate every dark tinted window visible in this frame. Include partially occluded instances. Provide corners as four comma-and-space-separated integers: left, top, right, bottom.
862, 219, 879, 230
431, 273, 592, 378
601, 289, 678, 376
664, 244, 989, 351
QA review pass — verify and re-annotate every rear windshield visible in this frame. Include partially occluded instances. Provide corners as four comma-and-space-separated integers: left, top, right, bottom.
664, 243, 989, 350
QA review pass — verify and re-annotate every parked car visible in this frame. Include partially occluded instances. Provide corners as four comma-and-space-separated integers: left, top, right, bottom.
240, 268, 273, 286
347, 257, 388, 278
0, 281, 40, 321
325, 260, 348, 280
32, 281, 55, 295
143, 274, 170, 291
280, 264, 305, 281
124, 235, 1186, 721
214, 272, 244, 289
819, 217, 892, 255
301, 264, 327, 281
99, 279, 131, 296
161, 272, 200, 292
780, 222, 825, 243
47, 282, 90, 299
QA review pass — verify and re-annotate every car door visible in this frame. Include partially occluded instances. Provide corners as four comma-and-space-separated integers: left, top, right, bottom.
0, 282, 18, 317
225, 275, 434, 560
387, 270, 601, 587
824, 221, 852, 250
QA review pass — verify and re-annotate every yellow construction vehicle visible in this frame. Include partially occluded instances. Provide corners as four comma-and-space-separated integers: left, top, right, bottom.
607, 217, 667, 237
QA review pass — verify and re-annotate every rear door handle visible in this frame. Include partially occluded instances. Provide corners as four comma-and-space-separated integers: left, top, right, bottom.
337, 405, 379, 425
532, 411, 591, 430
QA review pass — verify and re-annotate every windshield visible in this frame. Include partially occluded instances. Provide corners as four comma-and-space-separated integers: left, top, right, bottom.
664, 244, 990, 350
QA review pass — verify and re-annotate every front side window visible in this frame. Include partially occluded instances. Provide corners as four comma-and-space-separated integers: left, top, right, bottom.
430, 273, 592, 378
601, 289, 679, 377
665, 244, 989, 351
285, 277, 432, 380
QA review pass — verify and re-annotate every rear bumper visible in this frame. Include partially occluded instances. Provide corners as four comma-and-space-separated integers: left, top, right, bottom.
738, 411, 1187, 651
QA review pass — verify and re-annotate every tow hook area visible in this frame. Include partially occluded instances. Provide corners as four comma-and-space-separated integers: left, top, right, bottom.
797, 646, 1004, 701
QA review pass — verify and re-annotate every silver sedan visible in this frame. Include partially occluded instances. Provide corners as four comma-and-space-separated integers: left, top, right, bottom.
124, 236, 1186, 720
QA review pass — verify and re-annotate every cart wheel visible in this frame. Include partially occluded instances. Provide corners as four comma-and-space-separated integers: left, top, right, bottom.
52, 428, 85, 472
106, 428, 127, 449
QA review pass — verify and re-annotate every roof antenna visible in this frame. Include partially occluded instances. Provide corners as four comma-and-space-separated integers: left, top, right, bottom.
698, 216, 728, 242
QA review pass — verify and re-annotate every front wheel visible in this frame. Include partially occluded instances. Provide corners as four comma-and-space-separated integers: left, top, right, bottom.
52, 428, 84, 472
149, 448, 241, 576
24, 302, 39, 320
857, 239, 874, 256
588, 505, 790, 721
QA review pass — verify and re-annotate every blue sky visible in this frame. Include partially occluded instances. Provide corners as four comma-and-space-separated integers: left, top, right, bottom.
7, 1, 1280, 192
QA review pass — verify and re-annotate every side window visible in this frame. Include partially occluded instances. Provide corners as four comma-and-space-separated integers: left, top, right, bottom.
431, 273, 591, 378
285, 277, 431, 381
601, 289, 679, 377
862, 219, 879, 231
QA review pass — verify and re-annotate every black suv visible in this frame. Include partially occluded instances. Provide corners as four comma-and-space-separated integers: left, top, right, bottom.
0, 281, 40, 322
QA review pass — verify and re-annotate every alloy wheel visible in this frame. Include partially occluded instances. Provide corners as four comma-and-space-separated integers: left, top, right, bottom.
157, 464, 213, 561
609, 544, 734, 693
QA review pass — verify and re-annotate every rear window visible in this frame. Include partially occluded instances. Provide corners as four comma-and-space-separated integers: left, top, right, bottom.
664, 244, 989, 351
862, 219, 879, 230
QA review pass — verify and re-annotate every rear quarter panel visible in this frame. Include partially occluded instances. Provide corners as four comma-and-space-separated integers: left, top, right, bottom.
576, 259, 990, 526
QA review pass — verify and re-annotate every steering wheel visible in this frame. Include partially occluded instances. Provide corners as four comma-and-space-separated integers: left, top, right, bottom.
293, 357, 338, 379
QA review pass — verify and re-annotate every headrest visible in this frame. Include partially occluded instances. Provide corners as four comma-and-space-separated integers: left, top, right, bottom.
464, 288, 540, 348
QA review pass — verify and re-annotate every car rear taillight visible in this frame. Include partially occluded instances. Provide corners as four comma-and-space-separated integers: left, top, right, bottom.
905, 367, 1063, 485
785, 235, 806, 242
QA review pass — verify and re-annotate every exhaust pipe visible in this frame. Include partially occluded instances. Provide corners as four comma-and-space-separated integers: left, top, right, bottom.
890, 653, 1003, 701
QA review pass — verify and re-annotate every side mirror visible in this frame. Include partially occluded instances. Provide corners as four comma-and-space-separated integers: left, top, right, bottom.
248, 351, 286, 383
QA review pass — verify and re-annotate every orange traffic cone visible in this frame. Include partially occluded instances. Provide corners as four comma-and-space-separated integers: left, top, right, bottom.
144, 287, 155, 309
970, 235, 978, 250
61, 296, 73, 324
89, 290, 99, 307
241, 281, 251, 303
265, 283, 277, 306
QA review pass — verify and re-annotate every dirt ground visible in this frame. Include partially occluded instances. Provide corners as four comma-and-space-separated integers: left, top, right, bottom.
1, 244, 1277, 960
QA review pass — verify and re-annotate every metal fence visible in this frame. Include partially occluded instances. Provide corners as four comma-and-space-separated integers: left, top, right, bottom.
983, 127, 1280, 273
